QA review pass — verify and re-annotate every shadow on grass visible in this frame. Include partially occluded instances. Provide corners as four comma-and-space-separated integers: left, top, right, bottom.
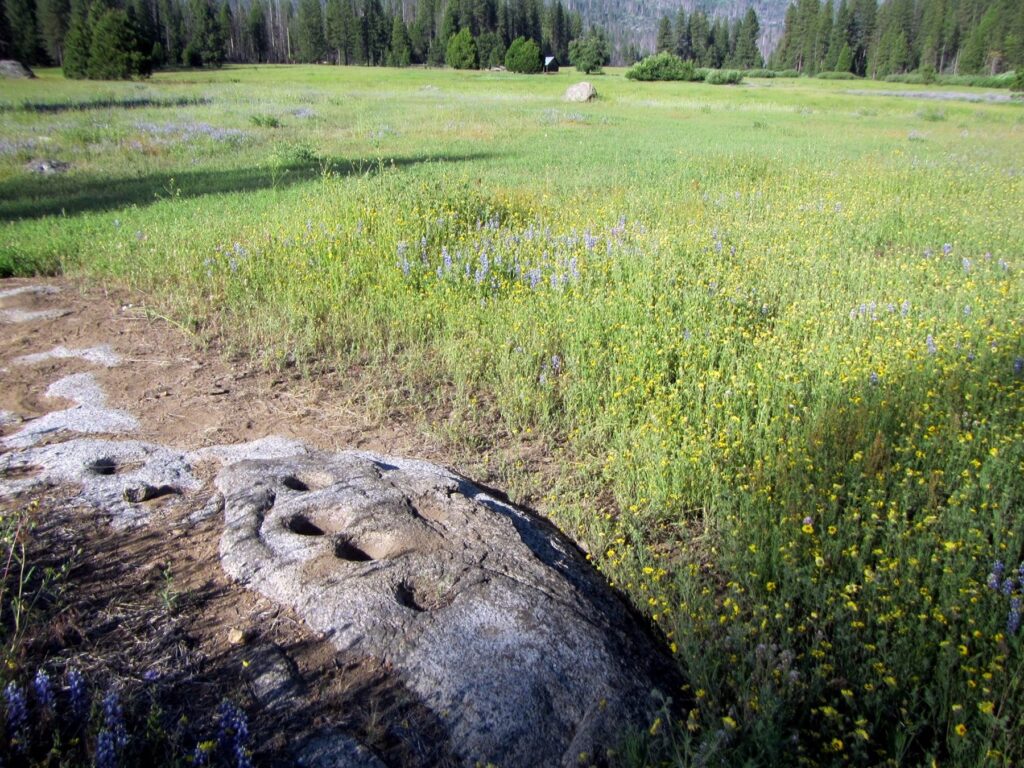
0, 151, 494, 221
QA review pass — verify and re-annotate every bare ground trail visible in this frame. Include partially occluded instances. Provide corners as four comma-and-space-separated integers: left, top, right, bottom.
0, 276, 564, 767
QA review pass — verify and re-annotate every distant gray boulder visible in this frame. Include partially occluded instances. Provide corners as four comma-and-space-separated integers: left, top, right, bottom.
0, 60, 35, 78
564, 81, 597, 102
217, 450, 679, 768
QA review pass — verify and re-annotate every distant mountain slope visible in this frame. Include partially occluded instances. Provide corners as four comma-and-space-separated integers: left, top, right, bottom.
565, 0, 790, 58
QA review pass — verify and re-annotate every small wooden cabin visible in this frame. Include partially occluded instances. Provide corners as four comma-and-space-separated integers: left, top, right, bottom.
544, 56, 559, 73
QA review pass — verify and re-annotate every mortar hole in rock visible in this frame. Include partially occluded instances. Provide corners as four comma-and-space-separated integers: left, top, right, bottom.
285, 514, 325, 536
394, 580, 433, 612
281, 476, 310, 492
88, 458, 118, 475
334, 536, 373, 562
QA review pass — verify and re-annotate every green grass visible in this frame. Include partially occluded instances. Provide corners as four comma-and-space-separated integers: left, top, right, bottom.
2, 65, 1024, 766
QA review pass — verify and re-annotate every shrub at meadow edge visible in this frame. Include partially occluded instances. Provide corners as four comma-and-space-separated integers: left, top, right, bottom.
625, 52, 699, 81
504, 36, 541, 74
445, 29, 478, 70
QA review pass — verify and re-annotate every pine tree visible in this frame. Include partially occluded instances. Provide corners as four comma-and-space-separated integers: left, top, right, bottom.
835, 41, 853, 70
733, 7, 762, 69
5, 0, 42, 62
673, 7, 689, 60
294, 0, 324, 62
216, 0, 232, 60
445, 25, 475, 67
61, 0, 89, 75
87, 7, 142, 77
655, 14, 671, 53
247, 0, 267, 61
38, 0, 69, 64
388, 13, 410, 65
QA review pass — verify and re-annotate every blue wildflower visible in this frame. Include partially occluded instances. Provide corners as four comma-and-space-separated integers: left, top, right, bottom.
868, 372, 879, 386
1014, 357, 1023, 376
926, 334, 937, 355
1008, 598, 1022, 635
215, 700, 250, 756
943, 243, 953, 255
5, 682, 29, 753
66, 668, 88, 720
95, 728, 118, 768
32, 669, 55, 714
1001, 578, 1016, 597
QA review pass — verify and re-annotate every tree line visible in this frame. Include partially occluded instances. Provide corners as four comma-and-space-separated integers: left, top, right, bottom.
0, 0, 613, 76
649, 6, 765, 70
769, 0, 1023, 76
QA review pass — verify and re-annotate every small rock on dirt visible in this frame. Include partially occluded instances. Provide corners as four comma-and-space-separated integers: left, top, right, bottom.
25, 159, 71, 175
564, 82, 597, 102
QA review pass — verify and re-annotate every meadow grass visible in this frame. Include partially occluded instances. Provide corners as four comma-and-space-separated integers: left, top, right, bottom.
2, 65, 1023, 766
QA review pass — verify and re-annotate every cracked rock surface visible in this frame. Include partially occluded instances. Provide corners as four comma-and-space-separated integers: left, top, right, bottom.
218, 452, 675, 767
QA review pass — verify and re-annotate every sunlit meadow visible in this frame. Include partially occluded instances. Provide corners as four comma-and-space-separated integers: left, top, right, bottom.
2, 66, 1023, 766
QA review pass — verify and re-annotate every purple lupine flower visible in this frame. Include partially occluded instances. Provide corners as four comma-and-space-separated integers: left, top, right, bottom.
5, 682, 29, 753
193, 744, 211, 766
66, 668, 88, 720
987, 561, 1004, 590
1001, 578, 1016, 597
943, 243, 953, 255
95, 729, 118, 768
102, 689, 127, 750
998, 258, 1009, 272
900, 300, 910, 317
568, 257, 579, 281
584, 232, 597, 250
926, 335, 937, 355
961, 257, 971, 273
1008, 598, 1022, 635
474, 252, 490, 284
1014, 358, 1023, 376
869, 372, 879, 386
215, 700, 250, 754
551, 355, 562, 376
32, 669, 55, 714
963, 305, 971, 316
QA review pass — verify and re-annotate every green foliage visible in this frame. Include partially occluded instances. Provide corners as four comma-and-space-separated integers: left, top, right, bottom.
249, 113, 281, 127
387, 14, 411, 67
704, 68, 743, 85
743, 69, 776, 78
445, 27, 476, 70
775, 68, 800, 77
835, 42, 853, 73
568, 33, 606, 74
1012, 70, 1024, 92
625, 51, 698, 81
295, 0, 326, 63
4, 0, 42, 63
60, 0, 90, 78
86, 9, 145, 79
655, 14, 672, 54
504, 36, 540, 74
816, 69, 859, 79
475, 30, 504, 69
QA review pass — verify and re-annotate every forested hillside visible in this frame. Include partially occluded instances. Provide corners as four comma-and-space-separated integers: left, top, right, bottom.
0, 0, 1019, 80
770, 0, 1023, 76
